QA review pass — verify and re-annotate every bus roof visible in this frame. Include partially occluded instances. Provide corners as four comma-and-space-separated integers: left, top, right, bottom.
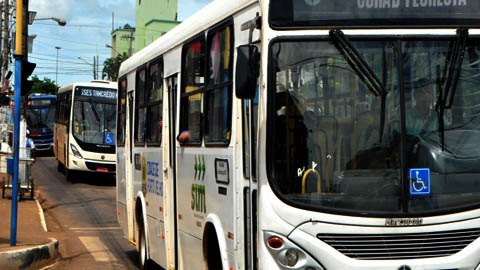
57, 80, 117, 94
119, 0, 257, 77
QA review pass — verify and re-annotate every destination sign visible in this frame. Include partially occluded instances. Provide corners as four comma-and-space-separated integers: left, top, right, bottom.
270, 0, 480, 28
30, 99, 54, 107
75, 87, 116, 100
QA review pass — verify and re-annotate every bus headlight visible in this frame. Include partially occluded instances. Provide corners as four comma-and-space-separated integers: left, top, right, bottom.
264, 231, 324, 270
285, 248, 299, 266
70, 144, 83, 159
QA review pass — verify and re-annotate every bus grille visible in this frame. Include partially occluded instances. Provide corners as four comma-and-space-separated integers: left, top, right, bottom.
317, 228, 480, 260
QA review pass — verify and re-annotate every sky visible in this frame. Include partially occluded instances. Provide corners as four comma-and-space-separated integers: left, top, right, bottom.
27, 0, 211, 87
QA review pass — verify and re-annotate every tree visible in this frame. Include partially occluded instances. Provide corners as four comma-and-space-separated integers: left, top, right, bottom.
102, 52, 129, 81
30, 75, 59, 95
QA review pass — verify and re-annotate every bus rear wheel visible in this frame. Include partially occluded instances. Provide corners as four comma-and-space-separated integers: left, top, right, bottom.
65, 169, 76, 183
204, 225, 222, 270
57, 161, 64, 173
138, 225, 150, 270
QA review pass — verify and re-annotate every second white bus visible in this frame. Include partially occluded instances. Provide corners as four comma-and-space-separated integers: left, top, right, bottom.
54, 80, 117, 182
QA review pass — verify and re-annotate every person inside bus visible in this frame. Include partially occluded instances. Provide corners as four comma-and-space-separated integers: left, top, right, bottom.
406, 78, 438, 136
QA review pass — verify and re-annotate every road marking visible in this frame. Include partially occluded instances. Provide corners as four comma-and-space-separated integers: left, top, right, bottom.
78, 236, 117, 262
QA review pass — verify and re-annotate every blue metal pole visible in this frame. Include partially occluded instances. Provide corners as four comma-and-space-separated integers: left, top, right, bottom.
10, 56, 22, 246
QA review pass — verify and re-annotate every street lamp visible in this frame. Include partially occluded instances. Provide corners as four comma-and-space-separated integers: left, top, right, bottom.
35, 17, 67, 26
78, 56, 91, 65
28, 11, 67, 26
55, 46, 61, 83
105, 44, 119, 57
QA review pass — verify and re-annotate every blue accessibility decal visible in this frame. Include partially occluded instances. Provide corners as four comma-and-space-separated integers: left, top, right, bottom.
104, 132, 114, 145
409, 168, 431, 196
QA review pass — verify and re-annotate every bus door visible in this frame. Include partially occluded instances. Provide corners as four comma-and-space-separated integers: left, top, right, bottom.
126, 90, 135, 242
243, 90, 258, 270
164, 74, 178, 268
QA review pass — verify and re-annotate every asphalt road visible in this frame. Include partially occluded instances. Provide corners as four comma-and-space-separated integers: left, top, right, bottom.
32, 155, 138, 270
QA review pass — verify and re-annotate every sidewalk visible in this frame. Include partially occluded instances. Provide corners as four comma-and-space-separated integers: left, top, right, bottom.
0, 173, 58, 270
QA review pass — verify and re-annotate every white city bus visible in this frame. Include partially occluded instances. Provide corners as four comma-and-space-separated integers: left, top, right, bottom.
54, 81, 117, 182
117, 0, 480, 269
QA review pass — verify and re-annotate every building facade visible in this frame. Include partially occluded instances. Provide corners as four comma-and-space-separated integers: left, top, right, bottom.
110, 0, 181, 57
110, 24, 135, 57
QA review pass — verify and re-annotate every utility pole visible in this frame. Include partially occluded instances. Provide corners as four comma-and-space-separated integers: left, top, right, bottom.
121, 28, 134, 56
128, 28, 133, 56
96, 55, 99, 80
55, 46, 60, 83
11, 0, 24, 246
21, 0, 27, 58
0, 1, 3, 87
2, 0, 10, 91
10, 0, 35, 246
93, 55, 96, 80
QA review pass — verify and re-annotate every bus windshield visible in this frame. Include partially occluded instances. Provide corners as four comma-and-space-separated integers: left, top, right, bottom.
26, 106, 55, 135
72, 87, 116, 145
269, 34, 480, 215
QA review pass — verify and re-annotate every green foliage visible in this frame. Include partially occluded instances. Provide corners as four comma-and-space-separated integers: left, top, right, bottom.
102, 52, 129, 81
30, 75, 59, 95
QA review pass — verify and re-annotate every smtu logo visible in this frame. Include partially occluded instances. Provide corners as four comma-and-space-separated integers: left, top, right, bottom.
305, 0, 321, 6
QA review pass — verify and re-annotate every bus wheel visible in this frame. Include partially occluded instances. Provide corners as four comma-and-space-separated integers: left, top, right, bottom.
205, 225, 222, 270
65, 169, 76, 183
138, 225, 150, 270
57, 161, 64, 173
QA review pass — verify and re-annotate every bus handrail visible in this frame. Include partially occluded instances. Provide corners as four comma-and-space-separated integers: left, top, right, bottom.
301, 168, 321, 194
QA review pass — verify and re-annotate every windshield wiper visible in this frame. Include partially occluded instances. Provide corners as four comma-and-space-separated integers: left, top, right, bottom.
329, 29, 387, 142
442, 28, 468, 109
89, 103, 101, 123
437, 28, 468, 151
329, 29, 386, 96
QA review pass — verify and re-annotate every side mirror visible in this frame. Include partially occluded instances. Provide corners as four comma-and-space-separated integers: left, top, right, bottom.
235, 45, 259, 99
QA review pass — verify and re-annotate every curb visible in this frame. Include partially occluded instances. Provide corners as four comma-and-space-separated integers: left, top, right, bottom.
0, 238, 59, 270
35, 199, 47, 232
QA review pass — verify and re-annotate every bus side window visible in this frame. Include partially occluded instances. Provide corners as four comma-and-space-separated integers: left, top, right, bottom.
55, 94, 61, 123
180, 37, 205, 145
135, 68, 147, 145
146, 60, 163, 146
204, 24, 233, 145
117, 78, 127, 146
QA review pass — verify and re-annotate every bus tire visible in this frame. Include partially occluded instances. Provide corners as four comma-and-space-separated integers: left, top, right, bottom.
138, 224, 150, 270
65, 169, 76, 183
57, 161, 64, 173
204, 224, 223, 270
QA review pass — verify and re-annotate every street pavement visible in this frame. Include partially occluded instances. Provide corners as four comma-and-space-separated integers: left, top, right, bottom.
0, 173, 58, 270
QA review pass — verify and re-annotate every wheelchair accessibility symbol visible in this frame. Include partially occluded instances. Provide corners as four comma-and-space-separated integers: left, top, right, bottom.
104, 133, 114, 145
409, 168, 430, 196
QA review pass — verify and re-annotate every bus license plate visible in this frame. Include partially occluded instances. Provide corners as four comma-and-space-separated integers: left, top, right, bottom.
96, 167, 108, 172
